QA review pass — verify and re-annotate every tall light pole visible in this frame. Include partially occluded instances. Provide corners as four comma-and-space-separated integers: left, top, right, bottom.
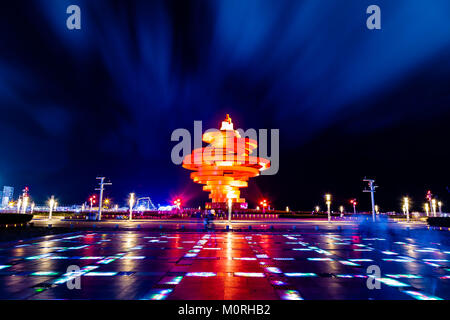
325, 194, 331, 222
363, 178, 378, 222
227, 198, 232, 224
174, 198, 181, 210
89, 197, 94, 211
425, 203, 429, 217
426, 191, 433, 215
404, 197, 410, 223
95, 177, 112, 221
438, 201, 443, 216
431, 199, 437, 217
21, 196, 29, 214
49, 196, 55, 220
227, 192, 235, 226
129, 193, 135, 221
260, 199, 268, 213
21, 187, 30, 214
350, 199, 357, 214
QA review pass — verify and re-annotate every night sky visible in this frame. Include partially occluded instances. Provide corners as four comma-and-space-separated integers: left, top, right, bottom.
0, 0, 449, 212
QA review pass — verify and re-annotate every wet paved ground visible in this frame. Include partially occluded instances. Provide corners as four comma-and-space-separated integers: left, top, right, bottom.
0, 222, 449, 300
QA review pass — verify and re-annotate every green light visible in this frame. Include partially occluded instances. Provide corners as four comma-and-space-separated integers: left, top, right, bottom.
31, 272, 59, 276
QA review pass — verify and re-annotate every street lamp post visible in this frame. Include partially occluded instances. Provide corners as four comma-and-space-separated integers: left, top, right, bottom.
174, 198, 181, 210
431, 199, 437, 217
325, 194, 331, 222
404, 197, 410, 223
339, 206, 344, 216
260, 199, 268, 213
89, 196, 96, 211
350, 199, 357, 214
49, 196, 55, 220
227, 198, 232, 225
21, 196, 29, 214
129, 193, 135, 221
95, 177, 112, 221
426, 191, 433, 216
363, 178, 378, 222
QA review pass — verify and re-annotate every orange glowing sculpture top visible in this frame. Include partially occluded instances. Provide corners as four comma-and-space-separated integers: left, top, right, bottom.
182, 114, 270, 209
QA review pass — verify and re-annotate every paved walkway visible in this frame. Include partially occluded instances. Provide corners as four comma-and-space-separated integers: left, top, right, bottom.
0, 222, 448, 300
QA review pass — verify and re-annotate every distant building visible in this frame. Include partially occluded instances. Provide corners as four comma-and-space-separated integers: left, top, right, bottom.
1, 186, 14, 207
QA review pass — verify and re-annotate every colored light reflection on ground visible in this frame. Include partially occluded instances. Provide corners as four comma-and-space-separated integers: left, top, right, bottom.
0, 223, 449, 300
142, 289, 173, 300
278, 289, 303, 300
404, 290, 443, 300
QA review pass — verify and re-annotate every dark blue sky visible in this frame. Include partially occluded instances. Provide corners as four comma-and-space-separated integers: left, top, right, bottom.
0, 0, 449, 211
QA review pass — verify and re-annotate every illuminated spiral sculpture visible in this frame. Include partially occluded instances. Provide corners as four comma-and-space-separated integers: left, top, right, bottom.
182, 115, 270, 209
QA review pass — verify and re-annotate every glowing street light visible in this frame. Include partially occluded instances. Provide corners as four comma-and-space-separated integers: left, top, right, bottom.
227, 193, 233, 225
89, 195, 96, 211
260, 199, 268, 213
48, 196, 55, 220
438, 201, 442, 215
426, 190, 433, 214
339, 206, 344, 214
349, 199, 357, 214
375, 205, 379, 214
325, 194, 331, 222
431, 199, 437, 217
424, 203, 429, 217
129, 193, 135, 221
315, 206, 320, 213
21, 196, 29, 214
403, 197, 410, 223
286, 206, 290, 212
